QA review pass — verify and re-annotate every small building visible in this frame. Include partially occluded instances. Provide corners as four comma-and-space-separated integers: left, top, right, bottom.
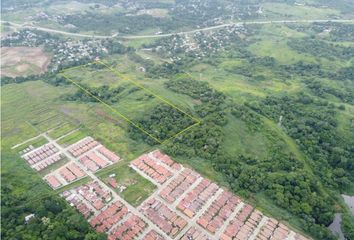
25, 213, 35, 224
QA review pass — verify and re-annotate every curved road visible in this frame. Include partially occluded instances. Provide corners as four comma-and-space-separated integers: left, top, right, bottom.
2, 19, 354, 40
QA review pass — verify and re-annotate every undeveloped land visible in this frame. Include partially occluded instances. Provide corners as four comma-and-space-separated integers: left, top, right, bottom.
137, 8, 169, 18
1, 47, 51, 77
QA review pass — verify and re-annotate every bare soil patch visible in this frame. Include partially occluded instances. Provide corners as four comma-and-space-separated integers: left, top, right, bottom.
1, 47, 51, 77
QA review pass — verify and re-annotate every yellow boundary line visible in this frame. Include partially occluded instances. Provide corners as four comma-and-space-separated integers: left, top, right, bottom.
59, 61, 201, 144
160, 121, 200, 145
97, 60, 201, 123
60, 73, 162, 143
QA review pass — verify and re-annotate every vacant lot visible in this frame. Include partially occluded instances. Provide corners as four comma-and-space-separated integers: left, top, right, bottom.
97, 161, 157, 207
1, 47, 51, 77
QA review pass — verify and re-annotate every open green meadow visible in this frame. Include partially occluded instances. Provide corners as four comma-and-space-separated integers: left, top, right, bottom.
96, 161, 157, 207
261, 2, 340, 20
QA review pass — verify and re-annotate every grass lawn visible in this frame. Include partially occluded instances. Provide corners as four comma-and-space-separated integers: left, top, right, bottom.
96, 161, 156, 207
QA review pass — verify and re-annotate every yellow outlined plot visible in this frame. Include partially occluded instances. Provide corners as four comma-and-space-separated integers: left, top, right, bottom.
59, 60, 201, 144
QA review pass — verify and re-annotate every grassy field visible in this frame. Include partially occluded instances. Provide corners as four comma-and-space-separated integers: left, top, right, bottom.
1, 81, 68, 146
0, 81, 79, 203
96, 161, 156, 207
57, 130, 88, 147
122, 38, 159, 48
188, 65, 300, 100
0, 79, 151, 160
261, 2, 340, 20
61, 59, 200, 143
221, 115, 269, 159
47, 122, 79, 140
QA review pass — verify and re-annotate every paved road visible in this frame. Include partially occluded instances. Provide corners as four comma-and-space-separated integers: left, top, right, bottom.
12, 133, 43, 149
122, 19, 354, 39
249, 216, 269, 240
216, 202, 245, 237
2, 21, 111, 39
175, 188, 224, 240
2, 19, 354, 40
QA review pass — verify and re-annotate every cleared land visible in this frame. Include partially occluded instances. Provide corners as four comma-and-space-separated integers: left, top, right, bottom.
1, 47, 51, 77
97, 162, 157, 207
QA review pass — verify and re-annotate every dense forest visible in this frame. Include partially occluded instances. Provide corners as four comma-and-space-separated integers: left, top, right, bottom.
288, 38, 354, 61
129, 76, 227, 158
165, 76, 228, 125
62, 85, 127, 104
251, 95, 354, 190
342, 213, 354, 239
129, 104, 197, 144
